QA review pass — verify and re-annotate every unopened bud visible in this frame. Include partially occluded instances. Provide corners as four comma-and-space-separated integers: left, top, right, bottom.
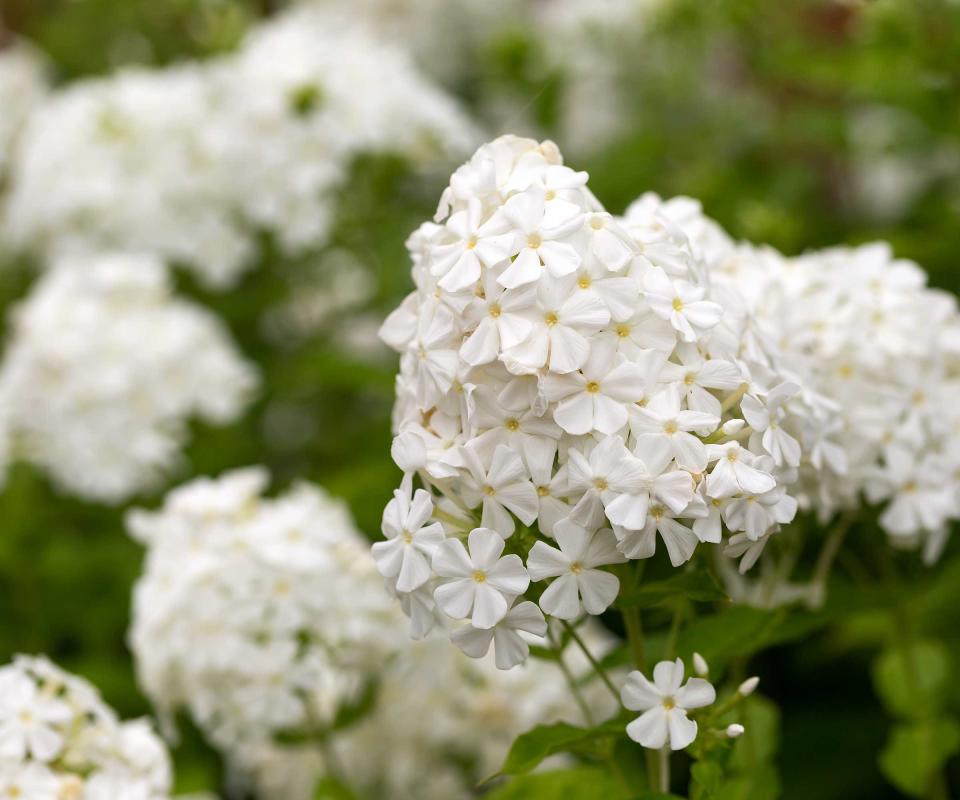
737, 676, 760, 697
693, 652, 709, 677
726, 723, 745, 739
722, 419, 745, 435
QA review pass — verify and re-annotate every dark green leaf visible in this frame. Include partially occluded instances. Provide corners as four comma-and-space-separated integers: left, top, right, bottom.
618, 569, 729, 608
495, 719, 625, 777
485, 767, 634, 800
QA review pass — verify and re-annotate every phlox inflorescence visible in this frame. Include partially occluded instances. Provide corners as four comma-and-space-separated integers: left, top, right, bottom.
639, 194, 960, 565
0, 655, 172, 800
0, 252, 257, 502
375, 134, 834, 667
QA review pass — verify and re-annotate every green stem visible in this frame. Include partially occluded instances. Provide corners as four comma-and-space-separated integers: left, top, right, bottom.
663, 604, 684, 660
562, 620, 620, 702
659, 747, 670, 793
807, 513, 854, 608
550, 628, 594, 726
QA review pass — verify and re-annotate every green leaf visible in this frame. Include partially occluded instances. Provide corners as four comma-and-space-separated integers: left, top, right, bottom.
713, 765, 781, 800
727, 695, 781, 770
495, 719, 625, 777
618, 569, 729, 608
872, 641, 951, 720
484, 767, 635, 800
332, 677, 380, 731
313, 776, 360, 800
878, 717, 960, 797
690, 760, 725, 799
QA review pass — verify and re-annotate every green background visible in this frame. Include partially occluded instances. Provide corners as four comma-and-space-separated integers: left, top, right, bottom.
0, 0, 958, 796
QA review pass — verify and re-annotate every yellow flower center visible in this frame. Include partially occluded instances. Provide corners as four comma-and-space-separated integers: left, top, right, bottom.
664, 420, 679, 434
489, 303, 502, 318
570, 561, 584, 574
672, 297, 685, 312
662, 696, 676, 710
590, 215, 605, 230
594, 478, 608, 491
684, 372, 696, 386
484, 485, 497, 496
527, 234, 542, 249
615, 323, 631, 338
505, 418, 520, 431
544, 311, 559, 327
537, 485, 551, 497
578, 275, 592, 289
586, 381, 601, 394
473, 570, 487, 583
466, 236, 478, 250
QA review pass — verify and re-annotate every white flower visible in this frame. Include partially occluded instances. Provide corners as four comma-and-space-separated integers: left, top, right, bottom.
460, 274, 535, 365
432, 197, 515, 291
621, 658, 716, 750
741, 383, 802, 467
460, 444, 539, 536
451, 600, 547, 669
372, 479, 445, 592
527, 520, 625, 619
630, 385, 719, 472
705, 441, 777, 498
433, 528, 530, 629
614, 503, 701, 567
497, 183, 584, 288
0, 672, 71, 762
643, 266, 723, 342
544, 343, 650, 435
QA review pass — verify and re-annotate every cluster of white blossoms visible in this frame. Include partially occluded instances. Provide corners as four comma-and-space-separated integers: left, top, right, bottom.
645, 195, 960, 563
0, 252, 256, 502
129, 467, 613, 799
128, 468, 402, 764
244, 630, 617, 800
0, 655, 171, 800
376, 134, 836, 664
2, 6, 476, 288
0, 40, 48, 181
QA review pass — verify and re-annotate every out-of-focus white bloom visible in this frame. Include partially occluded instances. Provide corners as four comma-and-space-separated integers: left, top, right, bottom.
3, 7, 476, 287
377, 135, 816, 664
646, 193, 960, 562
0, 252, 256, 502
621, 657, 716, 750
0, 655, 171, 799
128, 468, 402, 762
0, 40, 48, 180
130, 468, 613, 800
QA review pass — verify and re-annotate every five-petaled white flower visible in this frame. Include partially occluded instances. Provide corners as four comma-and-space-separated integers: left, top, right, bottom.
372, 478, 445, 592
451, 600, 547, 670
621, 657, 716, 750
526, 520, 625, 619
0, 672, 71, 762
432, 528, 530, 629
643, 266, 723, 343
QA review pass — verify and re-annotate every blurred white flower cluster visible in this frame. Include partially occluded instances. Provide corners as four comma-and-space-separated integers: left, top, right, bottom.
0, 252, 256, 502
2, 6, 477, 288
376, 134, 837, 664
129, 467, 613, 799
0, 654, 171, 800
0, 40, 48, 181
646, 195, 960, 562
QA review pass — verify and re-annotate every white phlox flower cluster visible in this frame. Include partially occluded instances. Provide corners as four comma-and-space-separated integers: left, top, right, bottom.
0, 252, 256, 502
2, 7, 477, 288
644, 194, 960, 563
0, 40, 48, 181
127, 468, 406, 783
376, 134, 828, 664
242, 628, 618, 800
0, 655, 171, 800
129, 467, 614, 800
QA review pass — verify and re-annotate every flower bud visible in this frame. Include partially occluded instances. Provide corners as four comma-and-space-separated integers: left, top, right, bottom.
721, 419, 745, 435
737, 676, 760, 697
693, 652, 709, 677
726, 723, 745, 739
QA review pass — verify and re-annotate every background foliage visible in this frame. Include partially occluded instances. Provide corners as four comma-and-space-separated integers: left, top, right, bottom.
0, 0, 958, 797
